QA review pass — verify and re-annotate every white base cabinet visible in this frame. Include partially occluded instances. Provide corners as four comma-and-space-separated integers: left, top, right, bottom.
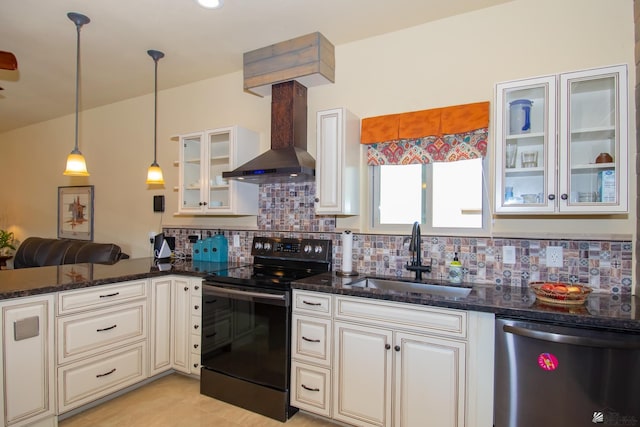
56, 280, 149, 414
0, 295, 56, 427
291, 290, 494, 427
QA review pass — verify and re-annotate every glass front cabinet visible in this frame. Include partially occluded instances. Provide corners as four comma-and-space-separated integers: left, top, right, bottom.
177, 126, 260, 215
495, 64, 628, 214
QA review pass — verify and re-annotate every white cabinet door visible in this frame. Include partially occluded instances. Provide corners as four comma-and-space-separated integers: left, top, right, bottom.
495, 64, 628, 214
394, 332, 466, 427
171, 277, 191, 373
315, 108, 360, 215
1, 295, 55, 427
559, 65, 628, 213
177, 126, 260, 215
149, 277, 172, 376
333, 321, 392, 427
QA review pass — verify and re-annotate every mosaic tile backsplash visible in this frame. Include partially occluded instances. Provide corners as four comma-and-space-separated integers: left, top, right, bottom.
164, 182, 633, 294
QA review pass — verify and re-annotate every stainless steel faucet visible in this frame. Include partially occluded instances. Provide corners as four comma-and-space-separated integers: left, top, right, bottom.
405, 221, 431, 280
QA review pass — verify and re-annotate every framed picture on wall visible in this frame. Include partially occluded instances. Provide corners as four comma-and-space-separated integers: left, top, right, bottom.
58, 185, 94, 241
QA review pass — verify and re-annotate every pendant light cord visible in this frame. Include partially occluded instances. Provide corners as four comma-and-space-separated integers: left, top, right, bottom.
73, 20, 81, 153
153, 55, 158, 164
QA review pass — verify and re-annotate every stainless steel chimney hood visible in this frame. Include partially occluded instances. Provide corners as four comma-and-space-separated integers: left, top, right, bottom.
223, 80, 315, 184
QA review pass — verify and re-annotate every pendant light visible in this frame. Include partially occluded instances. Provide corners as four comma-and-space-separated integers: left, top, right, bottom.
146, 49, 165, 185
64, 12, 90, 176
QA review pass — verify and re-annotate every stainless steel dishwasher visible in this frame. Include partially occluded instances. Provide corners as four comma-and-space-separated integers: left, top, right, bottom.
494, 317, 640, 427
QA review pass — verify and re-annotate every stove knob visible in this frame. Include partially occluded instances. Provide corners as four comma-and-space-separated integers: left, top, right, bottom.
255, 242, 263, 250
314, 245, 323, 254
303, 244, 312, 253
263, 242, 272, 251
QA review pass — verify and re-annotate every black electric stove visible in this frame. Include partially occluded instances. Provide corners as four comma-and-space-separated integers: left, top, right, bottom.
200, 237, 332, 422
203, 236, 332, 290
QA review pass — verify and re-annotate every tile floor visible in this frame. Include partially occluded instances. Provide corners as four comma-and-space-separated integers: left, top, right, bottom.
59, 374, 340, 427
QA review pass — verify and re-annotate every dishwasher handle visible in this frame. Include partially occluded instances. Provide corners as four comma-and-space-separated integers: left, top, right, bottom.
503, 324, 640, 350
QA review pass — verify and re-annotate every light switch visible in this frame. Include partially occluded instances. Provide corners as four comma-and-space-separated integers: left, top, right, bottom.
503, 246, 516, 264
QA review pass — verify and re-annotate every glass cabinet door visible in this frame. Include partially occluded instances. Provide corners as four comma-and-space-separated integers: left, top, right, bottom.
559, 65, 628, 212
179, 132, 204, 211
495, 76, 556, 213
205, 129, 231, 212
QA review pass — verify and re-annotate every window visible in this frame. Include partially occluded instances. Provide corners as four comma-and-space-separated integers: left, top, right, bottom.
372, 158, 487, 232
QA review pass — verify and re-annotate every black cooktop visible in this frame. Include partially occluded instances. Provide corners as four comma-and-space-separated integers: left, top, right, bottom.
204, 237, 332, 290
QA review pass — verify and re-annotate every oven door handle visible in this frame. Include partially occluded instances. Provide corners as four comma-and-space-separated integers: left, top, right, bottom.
204, 284, 287, 301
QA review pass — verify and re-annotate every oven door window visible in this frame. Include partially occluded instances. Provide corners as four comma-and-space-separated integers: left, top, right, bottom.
201, 284, 290, 390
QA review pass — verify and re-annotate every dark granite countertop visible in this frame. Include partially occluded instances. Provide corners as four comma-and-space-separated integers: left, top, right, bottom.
3, 259, 639, 333
291, 272, 640, 333
0, 258, 243, 300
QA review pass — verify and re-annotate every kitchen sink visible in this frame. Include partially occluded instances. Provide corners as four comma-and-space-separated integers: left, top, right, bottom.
347, 277, 472, 298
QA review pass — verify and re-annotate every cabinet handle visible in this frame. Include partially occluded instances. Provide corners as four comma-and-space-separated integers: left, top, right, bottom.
184, 286, 189, 291
549, 194, 556, 200
205, 299, 217, 304
394, 345, 400, 352
302, 336, 321, 343
302, 300, 321, 306
205, 332, 217, 338
99, 292, 120, 298
96, 368, 116, 378
194, 344, 199, 349
96, 324, 117, 332
560, 194, 568, 200
194, 324, 199, 330
195, 285, 200, 291
194, 305, 200, 310
301, 384, 320, 392
385, 344, 391, 350
194, 364, 199, 368
314, 197, 320, 203
203, 202, 207, 206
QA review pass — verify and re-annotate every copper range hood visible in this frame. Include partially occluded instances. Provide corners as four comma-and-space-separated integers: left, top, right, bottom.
223, 80, 315, 183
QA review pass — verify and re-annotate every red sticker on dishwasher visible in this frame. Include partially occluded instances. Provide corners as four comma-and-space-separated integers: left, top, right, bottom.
538, 353, 558, 371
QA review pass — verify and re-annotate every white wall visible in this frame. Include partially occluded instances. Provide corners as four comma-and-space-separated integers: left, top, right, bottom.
0, 0, 634, 258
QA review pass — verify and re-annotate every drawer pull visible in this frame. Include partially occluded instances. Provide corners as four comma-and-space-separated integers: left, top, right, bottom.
96, 368, 116, 378
205, 299, 218, 304
194, 305, 200, 310
302, 336, 321, 343
193, 344, 199, 349
194, 285, 200, 291
205, 332, 217, 338
194, 363, 199, 368
194, 324, 199, 330
99, 292, 120, 298
302, 300, 321, 306
301, 384, 320, 392
184, 287, 189, 291
96, 324, 117, 332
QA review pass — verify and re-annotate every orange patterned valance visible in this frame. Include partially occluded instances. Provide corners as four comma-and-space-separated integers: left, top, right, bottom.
361, 101, 490, 144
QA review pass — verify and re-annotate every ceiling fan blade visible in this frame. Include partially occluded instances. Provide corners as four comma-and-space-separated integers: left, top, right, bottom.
0, 51, 18, 70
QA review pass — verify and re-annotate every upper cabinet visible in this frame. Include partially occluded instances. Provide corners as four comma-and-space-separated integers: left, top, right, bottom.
495, 64, 628, 214
315, 108, 360, 215
177, 126, 260, 215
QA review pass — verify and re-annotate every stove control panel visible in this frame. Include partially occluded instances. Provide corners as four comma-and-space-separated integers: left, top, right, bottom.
252, 237, 332, 262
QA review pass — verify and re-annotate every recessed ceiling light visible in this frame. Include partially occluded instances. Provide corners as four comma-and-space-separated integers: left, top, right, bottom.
196, 0, 223, 9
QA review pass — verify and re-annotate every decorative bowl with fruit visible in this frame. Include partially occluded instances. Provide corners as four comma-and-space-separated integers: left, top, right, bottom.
529, 282, 593, 306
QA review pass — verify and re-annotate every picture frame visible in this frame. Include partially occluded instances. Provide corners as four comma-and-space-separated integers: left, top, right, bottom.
58, 185, 94, 241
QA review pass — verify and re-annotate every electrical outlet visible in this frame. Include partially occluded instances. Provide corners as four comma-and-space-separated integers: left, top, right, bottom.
546, 246, 563, 267
503, 246, 516, 264
148, 231, 156, 244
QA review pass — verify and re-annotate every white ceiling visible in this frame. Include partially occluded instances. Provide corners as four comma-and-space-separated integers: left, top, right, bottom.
0, 0, 510, 134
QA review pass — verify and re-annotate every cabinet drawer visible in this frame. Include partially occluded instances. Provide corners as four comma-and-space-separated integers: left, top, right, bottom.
292, 315, 331, 366
335, 295, 467, 339
291, 361, 331, 417
57, 342, 147, 413
293, 290, 332, 317
190, 352, 201, 376
57, 301, 147, 364
58, 280, 148, 315
191, 333, 201, 354
191, 295, 201, 316
191, 280, 203, 296
191, 315, 201, 337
